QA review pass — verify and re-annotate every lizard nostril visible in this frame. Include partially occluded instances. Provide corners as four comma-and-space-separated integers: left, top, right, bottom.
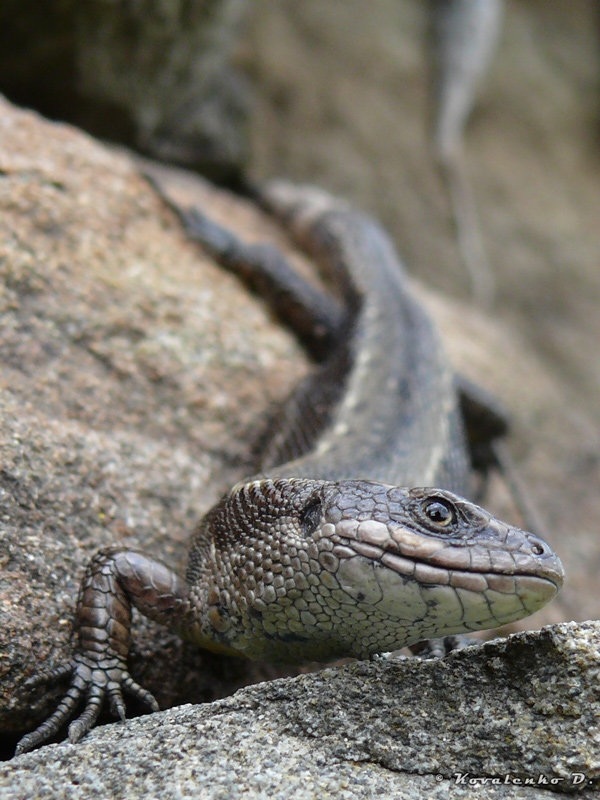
530, 541, 545, 556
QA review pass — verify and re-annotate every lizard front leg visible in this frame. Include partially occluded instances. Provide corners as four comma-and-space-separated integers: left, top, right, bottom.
144, 172, 346, 361
15, 548, 192, 755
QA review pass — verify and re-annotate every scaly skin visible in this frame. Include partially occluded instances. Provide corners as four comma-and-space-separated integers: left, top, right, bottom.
15, 182, 564, 755
184, 479, 562, 663
16, 479, 563, 755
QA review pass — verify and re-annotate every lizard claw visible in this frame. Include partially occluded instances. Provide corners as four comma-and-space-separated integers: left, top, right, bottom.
15, 548, 187, 755
122, 674, 160, 713
15, 669, 84, 755
14, 654, 159, 755
107, 686, 127, 722
67, 685, 104, 743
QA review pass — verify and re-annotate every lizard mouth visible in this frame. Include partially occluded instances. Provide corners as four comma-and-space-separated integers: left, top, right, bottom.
334, 536, 562, 622
337, 537, 563, 585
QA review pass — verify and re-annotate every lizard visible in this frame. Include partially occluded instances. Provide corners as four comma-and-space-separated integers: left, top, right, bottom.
15, 179, 563, 755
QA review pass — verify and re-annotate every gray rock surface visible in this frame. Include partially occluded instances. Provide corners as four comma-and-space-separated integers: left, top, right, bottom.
3, 622, 599, 798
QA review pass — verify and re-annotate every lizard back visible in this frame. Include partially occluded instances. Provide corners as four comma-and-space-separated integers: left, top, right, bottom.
257, 183, 471, 496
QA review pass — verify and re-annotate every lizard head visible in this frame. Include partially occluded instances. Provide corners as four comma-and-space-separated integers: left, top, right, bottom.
203, 477, 564, 661
320, 481, 563, 651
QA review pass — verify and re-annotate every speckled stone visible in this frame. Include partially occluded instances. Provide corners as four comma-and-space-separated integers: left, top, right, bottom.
2, 622, 599, 799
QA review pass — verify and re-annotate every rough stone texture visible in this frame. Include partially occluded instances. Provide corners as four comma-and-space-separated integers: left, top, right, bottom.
0, 0, 251, 181
0, 96, 308, 745
2, 623, 599, 798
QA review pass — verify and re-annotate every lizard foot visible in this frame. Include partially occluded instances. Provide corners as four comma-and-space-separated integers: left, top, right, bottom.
409, 635, 475, 659
15, 653, 158, 756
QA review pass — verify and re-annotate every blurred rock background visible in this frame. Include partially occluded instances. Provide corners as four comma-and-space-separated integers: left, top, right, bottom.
1, 1, 598, 414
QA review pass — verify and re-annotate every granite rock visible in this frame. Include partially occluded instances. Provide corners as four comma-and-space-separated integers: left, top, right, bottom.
2, 623, 599, 798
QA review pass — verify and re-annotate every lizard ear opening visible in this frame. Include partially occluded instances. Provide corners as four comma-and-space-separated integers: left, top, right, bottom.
300, 498, 323, 537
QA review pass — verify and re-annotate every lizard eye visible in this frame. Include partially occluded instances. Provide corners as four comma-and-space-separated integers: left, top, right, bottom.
300, 498, 322, 537
421, 498, 455, 528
